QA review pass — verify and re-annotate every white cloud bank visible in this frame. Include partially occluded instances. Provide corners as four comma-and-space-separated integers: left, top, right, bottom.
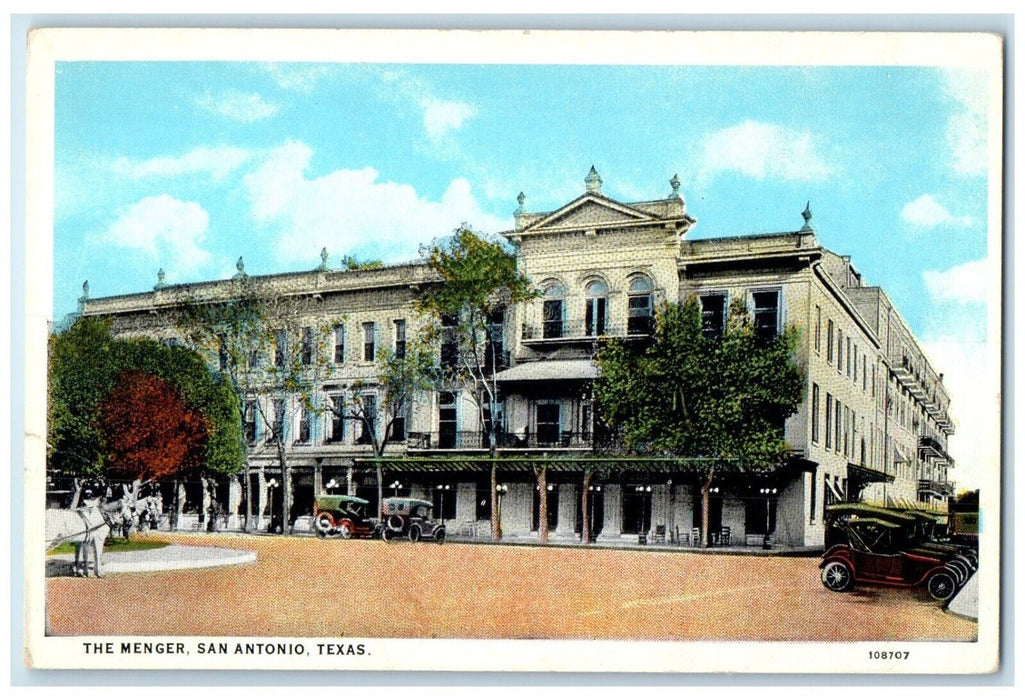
111, 146, 253, 181
196, 91, 279, 122
942, 69, 989, 177
98, 194, 212, 277
243, 140, 511, 265
698, 120, 833, 182
901, 194, 973, 229
421, 97, 476, 141
922, 258, 990, 306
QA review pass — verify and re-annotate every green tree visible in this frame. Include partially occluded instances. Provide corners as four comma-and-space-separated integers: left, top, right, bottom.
594, 297, 804, 545
416, 225, 538, 541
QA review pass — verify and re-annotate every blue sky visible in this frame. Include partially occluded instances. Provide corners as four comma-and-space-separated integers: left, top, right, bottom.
52, 58, 996, 485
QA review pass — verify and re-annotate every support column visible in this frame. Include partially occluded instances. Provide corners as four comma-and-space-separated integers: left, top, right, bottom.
314, 460, 323, 496
602, 484, 622, 539
257, 467, 267, 531
557, 483, 577, 535
227, 476, 242, 531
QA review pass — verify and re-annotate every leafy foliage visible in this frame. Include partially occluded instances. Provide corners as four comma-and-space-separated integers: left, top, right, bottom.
595, 297, 804, 468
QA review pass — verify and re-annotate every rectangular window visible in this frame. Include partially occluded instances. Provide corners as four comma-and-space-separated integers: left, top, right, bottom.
834, 401, 842, 454
358, 394, 376, 444
274, 330, 287, 368
333, 325, 346, 364
390, 414, 406, 442
438, 391, 457, 449
627, 292, 654, 335
272, 398, 286, 443
700, 293, 728, 339
298, 407, 311, 444
853, 343, 859, 383
811, 384, 820, 444
862, 355, 868, 392
362, 322, 376, 362
486, 309, 505, 371
585, 296, 607, 336
825, 393, 833, 449
581, 403, 592, 441
846, 337, 852, 378
328, 395, 345, 443
441, 314, 459, 369
810, 471, 817, 524
836, 329, 843, 375
393, 319, 406, 359
843, 405, 850, 457
301, 327, 313, 366
752, 290, 780, 341
543, 299, 564, 338
218, 334, 228, 372
827, 320, 834, 364
814, 305, 822, 353
536, 403, 561, 446
244, 400, 257, 445
248, 347, 260, 370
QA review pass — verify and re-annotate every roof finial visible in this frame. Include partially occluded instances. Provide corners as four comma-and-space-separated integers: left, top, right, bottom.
669, 174, 681, 199
318, 247, 330, 271
515, 192, 526, 215
80, 280, 89, 299
585, 165, 603, 194
800, 201, 814, 232
154, 268, 167, 290
234, 256, 247, 279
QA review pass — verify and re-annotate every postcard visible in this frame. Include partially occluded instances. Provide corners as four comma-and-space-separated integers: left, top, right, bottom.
23, 27, 1003, 674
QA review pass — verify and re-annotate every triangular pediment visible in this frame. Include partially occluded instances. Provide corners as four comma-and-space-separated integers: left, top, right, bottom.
523, 194, 656, 233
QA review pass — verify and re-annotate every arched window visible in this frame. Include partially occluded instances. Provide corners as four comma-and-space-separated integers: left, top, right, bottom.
543, 282, 565, 338
627, 276, 654, 335
585, 279, 609, 336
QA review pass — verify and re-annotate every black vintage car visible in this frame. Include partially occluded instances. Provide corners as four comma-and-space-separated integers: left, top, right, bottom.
380, 497, 446, 543
820, 503, 977, 601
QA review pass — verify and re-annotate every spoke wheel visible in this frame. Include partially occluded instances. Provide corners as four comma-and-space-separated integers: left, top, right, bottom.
338, 522, 352, 540
315, 513, 334, 538
435, 528, 446, 544
927, 570, 958, 601
821, 561, 854, 592
409, 526, 422, 543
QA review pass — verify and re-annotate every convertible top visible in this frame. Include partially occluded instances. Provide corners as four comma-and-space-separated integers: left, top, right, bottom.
826, 503, 919, 523
314, 494, 370, 510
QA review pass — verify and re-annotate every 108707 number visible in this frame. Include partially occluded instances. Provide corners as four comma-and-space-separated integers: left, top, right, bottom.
869, 651, 910, 660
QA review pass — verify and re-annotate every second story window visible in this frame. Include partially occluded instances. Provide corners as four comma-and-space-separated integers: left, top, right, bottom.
486, 309, 504, 371
328, 395, 345, 444
827, 319, 835, 364
272, 398, 286, 443
585, 280, 608, 336
357, 393, 377, 444
363, 322, 376, 362
542, 282, 565, 338
752, 290, 781, 342
301, 327, 313, 366
244, 400, 257, 445
441, 313, 459, 369
627, 277, 654, 335
699, 292, 727, 339
274, 330, 287, 368
394, 319, 406, 359
297, 407, 311, 444
333, 325, 346, 364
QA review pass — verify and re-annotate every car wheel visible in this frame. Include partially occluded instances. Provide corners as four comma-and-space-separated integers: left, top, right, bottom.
927, 570, 958, 601
821, 561, 854, 592
409, 525, 422, 542
947, 558, 969, 584
435, 527, 446, 544
388, 515, 405, 532
315, 513, 334, 537
338, 521, 352, 540
382, 527, 393, 542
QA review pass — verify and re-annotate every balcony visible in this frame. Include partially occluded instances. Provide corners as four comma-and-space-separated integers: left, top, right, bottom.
918, 435, 953, 464
521, 319, 652, 345
917, 479, 955, 497
406, 430, 598, 452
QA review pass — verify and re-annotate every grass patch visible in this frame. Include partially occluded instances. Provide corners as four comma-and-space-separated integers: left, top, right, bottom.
48, 539, 170, 555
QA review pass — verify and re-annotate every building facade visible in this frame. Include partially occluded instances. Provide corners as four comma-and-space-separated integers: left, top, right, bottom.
73, 168, 956, 547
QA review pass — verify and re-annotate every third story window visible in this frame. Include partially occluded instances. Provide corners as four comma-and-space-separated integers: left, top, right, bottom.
699, 292, 727, 339
627, 277, 654, 335
394, 319, 406, 359
542, 283, 565, 339
752, 290, 781, 341
363, 322, 376, 362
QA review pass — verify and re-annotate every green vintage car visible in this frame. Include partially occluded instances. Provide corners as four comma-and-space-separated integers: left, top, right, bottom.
380, 497, 446, 543
313, 494, 378, 539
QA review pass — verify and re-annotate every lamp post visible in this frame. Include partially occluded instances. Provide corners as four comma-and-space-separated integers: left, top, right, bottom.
389, 480, 404, 497
435, 484, 451, 524
587, 483, 601, 541
266, 478, 279, 533
495, 484, 508, 539
759, 486, 778, 549
326, 478, 339, 494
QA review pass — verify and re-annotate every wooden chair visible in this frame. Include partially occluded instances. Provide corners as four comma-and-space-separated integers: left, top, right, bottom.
720, 526, 732, 546
690, 527, 701, 546
652, 524, 666, 544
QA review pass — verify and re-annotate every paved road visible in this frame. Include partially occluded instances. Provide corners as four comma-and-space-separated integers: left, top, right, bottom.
46, 532, 976, 641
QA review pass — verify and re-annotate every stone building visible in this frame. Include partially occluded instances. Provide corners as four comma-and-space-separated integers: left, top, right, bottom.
73, 167, 955, 547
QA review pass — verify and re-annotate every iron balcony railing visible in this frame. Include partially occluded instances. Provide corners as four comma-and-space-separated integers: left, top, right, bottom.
917, 479, 955, 497
521, 318, 654, 342
406, 430, 599, 451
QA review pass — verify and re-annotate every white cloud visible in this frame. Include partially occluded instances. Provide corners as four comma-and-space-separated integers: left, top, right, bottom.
920, 337, 999, 493
263, 63, 331, 93
111, 146, 253, 181
242, 140, 511, 265
922, 258, 990, 306
196, 91, 279, 122
941, 69, 988, 177
98, 194, 212, 277
901, 194, 973, 229
698, 120, 833, 182
420, 97, 476, 141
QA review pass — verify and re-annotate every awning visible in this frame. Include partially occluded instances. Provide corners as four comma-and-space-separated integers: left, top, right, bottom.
493, 359, 599, 383
847, 463, 894, 485
825, 477, 845, 503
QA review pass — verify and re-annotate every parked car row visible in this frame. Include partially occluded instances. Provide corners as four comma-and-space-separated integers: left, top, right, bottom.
313, 494, 446, 544
819, 503, 978, 602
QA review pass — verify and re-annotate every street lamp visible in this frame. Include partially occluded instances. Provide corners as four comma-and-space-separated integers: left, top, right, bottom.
326, 478, 339, 494
389, 480, 404, 496
266, 478, 279, 533
435, 484, 451, 523
495, 484, 508, 538
759, 486, 778, 549
587, 484, 602, 540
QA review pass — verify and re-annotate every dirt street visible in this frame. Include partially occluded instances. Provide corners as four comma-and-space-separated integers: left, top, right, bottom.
46, 533, 977, 641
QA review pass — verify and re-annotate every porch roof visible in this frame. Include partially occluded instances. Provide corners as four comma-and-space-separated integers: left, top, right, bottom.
355, 455, 784, 475
493, 359, 599, 383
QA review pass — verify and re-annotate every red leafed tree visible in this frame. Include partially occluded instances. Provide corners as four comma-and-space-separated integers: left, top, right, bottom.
100, 370, 209, 482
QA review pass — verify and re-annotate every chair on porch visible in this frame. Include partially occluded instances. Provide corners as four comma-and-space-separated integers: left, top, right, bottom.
689, 527, 701, 546
652, 524, 666, 545
719, 526, 731, 547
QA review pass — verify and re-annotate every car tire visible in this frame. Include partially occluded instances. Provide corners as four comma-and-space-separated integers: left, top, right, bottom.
388, 515, 405, 532
315, 513, 334, 538
382, 527, 393, 542
821, 561, 854, 592
409, 525, 422, 542
435, 527, 446, 544
338, 521, 352, 540
947, 558, 969, 584
927, 570, 958, 601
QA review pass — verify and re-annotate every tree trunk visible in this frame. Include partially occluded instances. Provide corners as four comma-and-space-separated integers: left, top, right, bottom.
243, 461, 253, 532
581, 468, 592, 545
701, 471, 713, 548
490, 461, 499, 541
276, 439, 291, 534
376, 464, 384, 520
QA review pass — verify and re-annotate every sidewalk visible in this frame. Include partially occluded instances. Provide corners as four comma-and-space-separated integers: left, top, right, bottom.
47, 544, 256, 576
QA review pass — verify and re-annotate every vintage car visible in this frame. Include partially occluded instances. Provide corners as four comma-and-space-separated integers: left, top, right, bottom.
820, 503, 977, 601
313, 494, 379, 539
380, 497, 446, 543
